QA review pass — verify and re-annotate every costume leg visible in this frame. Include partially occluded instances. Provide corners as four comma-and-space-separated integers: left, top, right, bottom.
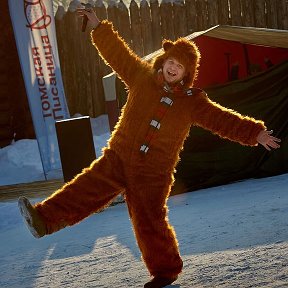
125, 173, 183, 278
35, 149, 125, 234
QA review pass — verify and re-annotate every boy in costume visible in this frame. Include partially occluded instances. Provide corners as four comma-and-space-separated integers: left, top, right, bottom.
18, 8, 281, 288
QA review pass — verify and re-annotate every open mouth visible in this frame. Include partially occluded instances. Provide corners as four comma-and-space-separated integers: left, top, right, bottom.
167, 71, 176, 77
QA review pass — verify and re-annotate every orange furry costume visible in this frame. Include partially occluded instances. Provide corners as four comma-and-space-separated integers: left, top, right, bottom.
34, 21, 266, 278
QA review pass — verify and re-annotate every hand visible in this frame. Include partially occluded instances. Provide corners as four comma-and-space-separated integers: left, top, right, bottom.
76, 6, 100, 30
256, 130, 281, 151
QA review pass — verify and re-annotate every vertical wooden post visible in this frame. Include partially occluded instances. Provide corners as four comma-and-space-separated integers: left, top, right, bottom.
61, 10, 78, 115
140, 0, 154, 55
230, 0, 242, 26
173, 0, 188, 38
277, 0, 288, 30
95, 0, 108, 21
160, 0, 175, 40
107, 0, 119, 30
130, 0, 144, 56
254, 0, 266, 28
241, 0, 255, 27
206, 0, 219, 28
72, 5, 91, 116
196, 0, 208, 31
150, 0, 162, 50
185, 0, 198, 34
117, 0, 132, 46
95, 0, 111, 78
266, 0, 278, 29
86, 4, 106, 117
218, 0, 230, 25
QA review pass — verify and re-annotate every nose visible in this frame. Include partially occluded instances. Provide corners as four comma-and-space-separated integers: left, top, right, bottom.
170, 63, 177, 71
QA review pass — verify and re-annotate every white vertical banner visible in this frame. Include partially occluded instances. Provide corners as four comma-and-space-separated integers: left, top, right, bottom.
8, 0, 70, 176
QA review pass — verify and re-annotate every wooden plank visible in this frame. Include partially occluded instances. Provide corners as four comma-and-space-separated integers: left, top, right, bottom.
207, 0, 219, 28
95, 1, 112, 79
241, 0, 255, 27
160, 0, 175, 40
277, 0, 288, 30
130, 0, 144, 56
107, 0, 119, 30
196, 0, 208, 31
230, 0, 242, 26
0, 179, 64, 203
117, 0, 132, 46
140, 0, 154, 55
254, 0, 266, 28
266, 0, 278, 29
173, 0, 188, 38
185, 0, 198, 34
150, 0, 162, 49
95, 0, 108, 21
59, 10, 78, 115
217, 0, 230, 25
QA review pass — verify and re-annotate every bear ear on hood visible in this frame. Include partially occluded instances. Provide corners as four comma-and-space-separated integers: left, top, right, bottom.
162, 39, 174, 51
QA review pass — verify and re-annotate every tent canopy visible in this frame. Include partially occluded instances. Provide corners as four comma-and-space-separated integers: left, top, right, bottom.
189, 25, 288, 48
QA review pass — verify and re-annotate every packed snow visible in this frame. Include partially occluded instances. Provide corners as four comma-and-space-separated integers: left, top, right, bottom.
0, 114, 288, 287
0, 114, 111, 186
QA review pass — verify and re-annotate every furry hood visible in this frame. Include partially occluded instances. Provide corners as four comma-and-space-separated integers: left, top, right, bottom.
152, 38, 201, 88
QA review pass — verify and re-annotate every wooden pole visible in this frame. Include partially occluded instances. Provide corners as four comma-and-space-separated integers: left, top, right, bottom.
277, 0, 288, 30
185, 0, 198, 34
241, 0, 255, 27
266, 0, 278, 29
140, 0, 153, 55
160, 0, 175, 40
173, 0, 188, 38
130, 0, 144, 56
230, 0, 242, 26
117, 0, 132, 46
254, 0, 266, 28
217, 0, 230, 25
207, 0, 219, 28
150, 0, 162, 49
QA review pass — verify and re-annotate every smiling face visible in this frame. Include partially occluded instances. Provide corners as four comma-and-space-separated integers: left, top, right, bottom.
162, 57, 186, 84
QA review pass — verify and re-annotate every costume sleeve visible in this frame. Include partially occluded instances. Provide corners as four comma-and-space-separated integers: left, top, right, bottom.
90, 20, 148, 87
192, 92, 266, 146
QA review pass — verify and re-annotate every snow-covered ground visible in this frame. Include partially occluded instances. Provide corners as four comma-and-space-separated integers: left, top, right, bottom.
0, 114, 288, 287
0, 114, 111, 186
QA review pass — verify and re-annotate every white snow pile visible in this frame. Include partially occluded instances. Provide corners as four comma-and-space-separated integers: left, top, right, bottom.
0, 114, 110, 186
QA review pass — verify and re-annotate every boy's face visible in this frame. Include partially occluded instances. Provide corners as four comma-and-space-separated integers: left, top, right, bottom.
162, 57, 186, 84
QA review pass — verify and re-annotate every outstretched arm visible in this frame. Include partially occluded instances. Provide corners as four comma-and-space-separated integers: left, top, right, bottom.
193, 92, 281, 149
77, 7, 148, 87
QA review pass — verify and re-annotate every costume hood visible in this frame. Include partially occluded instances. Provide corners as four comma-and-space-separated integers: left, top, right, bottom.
152, 38, 201, 88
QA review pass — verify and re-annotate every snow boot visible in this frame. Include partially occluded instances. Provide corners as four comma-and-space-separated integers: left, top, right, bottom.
18, 196, 47, 238
144, 276, 178, 288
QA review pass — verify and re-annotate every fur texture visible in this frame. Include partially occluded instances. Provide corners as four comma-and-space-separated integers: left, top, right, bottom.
34, 20, 266, 278
152, 38, 201, 88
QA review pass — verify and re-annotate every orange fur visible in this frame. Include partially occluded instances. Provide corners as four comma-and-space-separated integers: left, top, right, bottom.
34, 20, 266, 278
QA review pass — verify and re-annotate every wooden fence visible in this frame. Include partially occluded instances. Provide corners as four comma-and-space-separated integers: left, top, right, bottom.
55, 0, 288, 118
56, 0, 288, 117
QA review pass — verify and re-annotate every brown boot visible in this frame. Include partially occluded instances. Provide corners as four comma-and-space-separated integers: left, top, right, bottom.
144, 276, 178, 288
18, 196, 47, 238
